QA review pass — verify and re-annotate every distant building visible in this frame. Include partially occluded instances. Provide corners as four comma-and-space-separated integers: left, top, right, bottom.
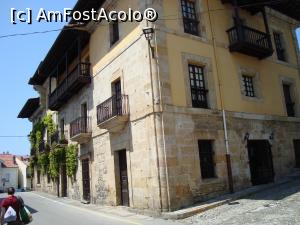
15, 156, 31, 190
0, 154, 19, 191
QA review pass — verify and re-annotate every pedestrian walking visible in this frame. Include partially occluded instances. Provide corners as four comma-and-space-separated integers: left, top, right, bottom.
0, 187, 24, 225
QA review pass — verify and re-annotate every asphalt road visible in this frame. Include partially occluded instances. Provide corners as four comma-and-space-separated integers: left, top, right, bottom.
0, 192, 179, 225
182, 178, 300, 225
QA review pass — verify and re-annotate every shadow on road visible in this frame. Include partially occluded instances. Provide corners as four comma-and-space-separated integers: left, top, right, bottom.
25, 204, 38, 214
245, 178, 300, 201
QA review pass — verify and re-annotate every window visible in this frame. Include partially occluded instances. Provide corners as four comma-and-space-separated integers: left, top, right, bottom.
198, 140, 215, 179
189, 64, 208, 108
37, 170, 41, 184
282, 83, 295, 117
181, 0, 199, 36
242, 75, 255, 97
273, 32, 286, 61
110, 21, 119, 46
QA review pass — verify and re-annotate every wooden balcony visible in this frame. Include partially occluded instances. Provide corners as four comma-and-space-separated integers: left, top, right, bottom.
70, 117, 92, 144
97, 95, 129, 132
227, 25, 273, 59
48, 62, 91, 111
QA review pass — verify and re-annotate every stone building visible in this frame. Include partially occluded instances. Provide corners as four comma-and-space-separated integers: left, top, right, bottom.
18, 0, 300, 213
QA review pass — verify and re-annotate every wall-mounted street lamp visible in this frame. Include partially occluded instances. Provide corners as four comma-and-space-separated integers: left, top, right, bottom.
142, 27, 155, 58
142, 27, 154, 41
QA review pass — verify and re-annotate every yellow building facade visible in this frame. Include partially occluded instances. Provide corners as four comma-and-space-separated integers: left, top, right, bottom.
19, 0, 300, 213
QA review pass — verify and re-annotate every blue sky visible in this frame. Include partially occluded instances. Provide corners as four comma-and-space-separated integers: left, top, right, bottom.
0, 1, 77, 156
0, 1, 299, 156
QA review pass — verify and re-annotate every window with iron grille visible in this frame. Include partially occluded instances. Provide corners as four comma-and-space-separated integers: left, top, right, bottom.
110, 21, 119, 46
198, 140, 215, 179
189, 64, 208, 108
273, 32, 286, 61
181, 0, 199, 36
282, 83, 295, 117
242, 75, 255, 97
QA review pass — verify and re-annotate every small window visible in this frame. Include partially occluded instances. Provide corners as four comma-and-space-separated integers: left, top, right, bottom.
37, 170, 41, 184
189, 64, 208, 108
110, 21, 119, 46
198, 140, 215, 179
282, 83, 295, 117
181, 0, 199, 36
273, 32, 286, 61
242, 75, 255, 97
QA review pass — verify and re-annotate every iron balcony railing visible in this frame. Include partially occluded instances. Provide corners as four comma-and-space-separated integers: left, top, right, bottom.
38, 141, 46, 152
50, 130, 68, 145
227, 25, 272, 50
48, 62, 91, 110
97, 95, 129, 125
70, 117, 91, 138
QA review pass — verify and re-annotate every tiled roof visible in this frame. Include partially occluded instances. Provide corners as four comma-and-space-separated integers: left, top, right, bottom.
0, 154, 18, 168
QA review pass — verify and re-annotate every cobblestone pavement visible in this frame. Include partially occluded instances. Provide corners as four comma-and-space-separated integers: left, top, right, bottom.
181, 178, 300, 225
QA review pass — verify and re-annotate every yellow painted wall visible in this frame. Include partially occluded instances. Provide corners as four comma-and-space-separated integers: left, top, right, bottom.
163, 0, 300, 116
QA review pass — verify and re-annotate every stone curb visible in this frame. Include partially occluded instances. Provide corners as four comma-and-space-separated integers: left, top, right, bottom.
161, 175, 300, 220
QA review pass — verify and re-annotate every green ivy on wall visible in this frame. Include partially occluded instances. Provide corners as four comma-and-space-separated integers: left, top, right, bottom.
37, 152, 49, 175
49, 146, 66, 179
66, 144, 78, 178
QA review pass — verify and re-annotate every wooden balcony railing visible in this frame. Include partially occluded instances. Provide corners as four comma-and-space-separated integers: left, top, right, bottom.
70, 117, 91, 139
48, 62, 91, 110
97, 95, 129, 125
227, 25, 273, 59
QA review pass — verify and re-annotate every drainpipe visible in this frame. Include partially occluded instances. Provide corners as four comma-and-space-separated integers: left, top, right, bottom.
207, 0, 234, 193
145, 16, 171, 212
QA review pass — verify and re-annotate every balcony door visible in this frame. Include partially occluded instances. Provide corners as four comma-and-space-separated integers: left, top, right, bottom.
81, 103, 88, 133
112, 80, 122, 116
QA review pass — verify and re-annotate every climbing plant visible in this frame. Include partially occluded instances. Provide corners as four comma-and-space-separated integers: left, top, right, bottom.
37, 152, 49, 175
66, 144, 78, 178
43, 113, 56, 138
48, 146, 66, 179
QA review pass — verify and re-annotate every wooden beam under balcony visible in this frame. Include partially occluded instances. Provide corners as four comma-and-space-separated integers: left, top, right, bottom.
48, 62, 91, 111
70, 117, 92, 144
97, 95, 129, 133
227, 25, 273, 59
221, 0, 300, 21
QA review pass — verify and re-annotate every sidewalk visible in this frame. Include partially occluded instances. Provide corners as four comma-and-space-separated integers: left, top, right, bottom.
32, 170, 300, 221
162, 170, 300, 219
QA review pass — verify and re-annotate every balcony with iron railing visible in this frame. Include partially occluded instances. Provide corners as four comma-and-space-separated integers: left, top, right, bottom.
97, 95, 129, 132
38, 141, 48, 153
70, 117, 92, 144
227, 25, 273, 59
48, 62, 91, 111
50, 130, 68, 146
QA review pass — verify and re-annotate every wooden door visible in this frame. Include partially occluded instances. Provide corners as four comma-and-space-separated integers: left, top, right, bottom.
61, 164, 67, 197
247, 140, 274, 185
118, 150, 129, 206
82, 159, 90, 202
294, 140, 300, 168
